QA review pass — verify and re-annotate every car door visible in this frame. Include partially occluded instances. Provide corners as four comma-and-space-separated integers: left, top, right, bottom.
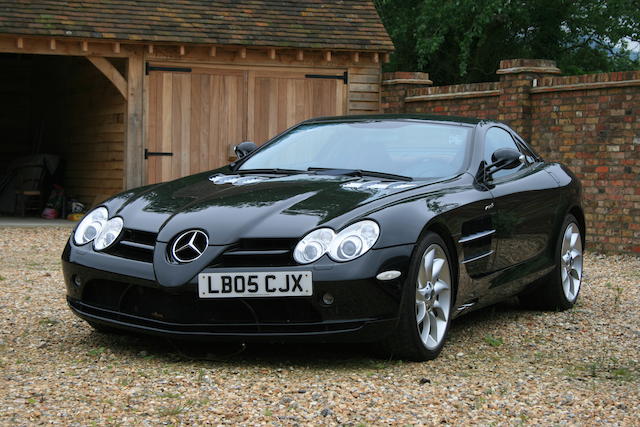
482, 126, 560, 293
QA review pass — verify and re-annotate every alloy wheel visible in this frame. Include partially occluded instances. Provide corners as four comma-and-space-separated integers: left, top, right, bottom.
560, 222, 582, 302
415, 244, 452, 350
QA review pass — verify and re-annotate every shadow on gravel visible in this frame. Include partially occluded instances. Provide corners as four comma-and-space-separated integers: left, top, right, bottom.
77, 297, 542, 368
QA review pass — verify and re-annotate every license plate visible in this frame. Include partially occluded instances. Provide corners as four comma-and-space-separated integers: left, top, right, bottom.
198, 271, 313, 298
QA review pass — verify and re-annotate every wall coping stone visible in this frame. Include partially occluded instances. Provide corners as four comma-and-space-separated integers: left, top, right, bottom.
531, 78, 640, 94
382, 78, 433, 86
497, 66, 561, 75
405, 89, 501, 102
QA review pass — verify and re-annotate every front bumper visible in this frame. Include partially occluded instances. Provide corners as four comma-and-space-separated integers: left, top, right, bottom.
62, 242, 414, 342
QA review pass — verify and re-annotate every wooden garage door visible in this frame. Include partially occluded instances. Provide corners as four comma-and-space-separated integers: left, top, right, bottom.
146, 65, 346, 184
146, 68, 246, 184
248, 71, 346, 144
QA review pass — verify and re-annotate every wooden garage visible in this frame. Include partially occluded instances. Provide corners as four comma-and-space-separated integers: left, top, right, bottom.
0, 1, 393, 213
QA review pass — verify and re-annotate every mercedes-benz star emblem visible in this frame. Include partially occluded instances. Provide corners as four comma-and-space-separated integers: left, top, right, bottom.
171, 230, 209, 263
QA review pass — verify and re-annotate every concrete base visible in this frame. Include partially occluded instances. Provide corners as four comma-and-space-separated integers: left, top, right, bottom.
0, 216, 76, 227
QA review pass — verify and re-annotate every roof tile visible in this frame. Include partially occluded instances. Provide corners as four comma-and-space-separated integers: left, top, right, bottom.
0, 0, 393, 51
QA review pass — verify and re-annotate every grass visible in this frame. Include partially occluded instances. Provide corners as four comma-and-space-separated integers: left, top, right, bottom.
483, 334, 504, 347
160, 392, 181, 399
158, 406, 186, 417
263, 408, 273, 416
38, 317, 59, 326
87, 347, 106, 357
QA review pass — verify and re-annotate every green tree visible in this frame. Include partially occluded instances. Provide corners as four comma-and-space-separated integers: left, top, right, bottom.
374, 0, 640, 84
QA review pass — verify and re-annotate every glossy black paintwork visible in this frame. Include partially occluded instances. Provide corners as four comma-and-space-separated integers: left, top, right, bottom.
62, 115, 584, 341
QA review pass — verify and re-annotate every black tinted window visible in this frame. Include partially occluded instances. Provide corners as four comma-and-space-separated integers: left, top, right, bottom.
483, 127, 523, 179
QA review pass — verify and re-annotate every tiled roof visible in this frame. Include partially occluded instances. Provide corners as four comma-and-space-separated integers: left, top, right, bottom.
0, 0, 393, 51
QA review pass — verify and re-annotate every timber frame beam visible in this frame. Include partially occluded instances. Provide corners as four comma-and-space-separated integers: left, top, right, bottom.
87, 56, 128, 100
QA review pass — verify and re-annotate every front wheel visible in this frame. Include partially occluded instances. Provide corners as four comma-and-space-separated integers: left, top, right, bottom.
382, 232, 455, 361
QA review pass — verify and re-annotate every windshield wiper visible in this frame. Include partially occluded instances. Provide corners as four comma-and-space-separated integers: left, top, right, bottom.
237, 168, 307, 175
308, 168, 413, 182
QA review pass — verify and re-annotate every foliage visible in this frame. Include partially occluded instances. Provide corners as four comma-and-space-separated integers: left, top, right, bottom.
374, 0, 640, 84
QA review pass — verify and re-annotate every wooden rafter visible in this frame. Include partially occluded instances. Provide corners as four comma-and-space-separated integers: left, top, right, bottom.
86, 56, 128, 100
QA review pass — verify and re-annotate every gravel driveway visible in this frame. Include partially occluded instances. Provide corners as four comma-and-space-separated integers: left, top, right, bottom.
1, 227, 638, 425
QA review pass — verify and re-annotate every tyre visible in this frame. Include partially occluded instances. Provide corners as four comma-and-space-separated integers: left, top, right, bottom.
382, 232, 455, 361
520, 214, 583, 310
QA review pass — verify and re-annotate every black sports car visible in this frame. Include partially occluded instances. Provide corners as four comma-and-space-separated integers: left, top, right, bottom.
62, 115, 585, 361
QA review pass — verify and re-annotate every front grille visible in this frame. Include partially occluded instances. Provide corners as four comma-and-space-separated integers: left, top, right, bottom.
104, 229, 157, 263
81, 280, 323, 327
211, 238, 298, 267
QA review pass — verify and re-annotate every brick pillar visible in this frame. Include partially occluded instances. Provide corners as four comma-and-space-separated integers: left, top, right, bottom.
381, 72, 432, 113
497, 59, 561, 140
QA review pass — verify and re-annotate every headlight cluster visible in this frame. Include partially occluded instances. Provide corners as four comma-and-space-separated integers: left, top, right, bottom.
73, 207, 124, 250
293, 220, 380, 264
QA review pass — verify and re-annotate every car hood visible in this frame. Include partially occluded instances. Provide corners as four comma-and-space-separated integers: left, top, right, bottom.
115, 170, 432, 244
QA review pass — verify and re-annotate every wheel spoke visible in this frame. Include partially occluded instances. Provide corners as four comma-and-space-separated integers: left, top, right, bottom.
563, 225, 573, 251
427, 311, 438, 344
420, 312, 431, 343
423, 249, 435, 282
417, 286, 428, 299
433, 280, 449, 296
416, 301, 426, 324
431, 258, 445, 283
570, 232, 579, 250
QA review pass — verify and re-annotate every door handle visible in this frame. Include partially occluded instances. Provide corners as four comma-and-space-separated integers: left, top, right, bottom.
144, 149, 173, 159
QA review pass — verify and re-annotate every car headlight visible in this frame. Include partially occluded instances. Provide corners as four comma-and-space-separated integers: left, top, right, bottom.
93, 217, 124, 251
74, 207, 108, 245
293, 228, 335, 264
328, 220, 380, 262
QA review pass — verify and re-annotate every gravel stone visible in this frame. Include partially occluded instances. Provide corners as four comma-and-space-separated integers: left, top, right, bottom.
1, 227, 639, 425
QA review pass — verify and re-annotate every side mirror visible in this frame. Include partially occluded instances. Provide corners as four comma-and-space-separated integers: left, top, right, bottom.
490, 148, 524, 170
477, 148, 525, 185
233, 141, 258, 160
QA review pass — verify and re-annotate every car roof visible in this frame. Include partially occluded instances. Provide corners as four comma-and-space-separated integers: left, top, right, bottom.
301, 114, 502, 126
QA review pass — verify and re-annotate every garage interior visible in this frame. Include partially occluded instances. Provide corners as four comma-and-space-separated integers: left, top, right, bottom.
0, 53, 125, 217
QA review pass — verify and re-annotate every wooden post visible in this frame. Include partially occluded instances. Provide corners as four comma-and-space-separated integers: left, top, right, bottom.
209, 46, 217, 57
296, 50, 304, 61
373, 53, 379, 63
81, 40, 88, 52
124, 48, 145, 189
179, 45, 185, 56
147, 44, 154, 54
49, 39, 56, 50
113, 42, 120, 53
324, 51, 332, 62
16, 37, 23, 48
352, 52, 360, 63
239, 47, 247, 59
269, 48, 276, 60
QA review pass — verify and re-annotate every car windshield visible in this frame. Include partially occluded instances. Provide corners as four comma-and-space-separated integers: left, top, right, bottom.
238, 120, 472, 179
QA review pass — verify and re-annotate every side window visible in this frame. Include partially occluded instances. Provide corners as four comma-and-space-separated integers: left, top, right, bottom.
483, 127, 524, 179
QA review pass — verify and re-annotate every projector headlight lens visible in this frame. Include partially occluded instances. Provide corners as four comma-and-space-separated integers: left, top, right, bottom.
94, 217, 124, 251
74, 207, 108, 245
293, 228, 335, 264
328, 220, 380, 262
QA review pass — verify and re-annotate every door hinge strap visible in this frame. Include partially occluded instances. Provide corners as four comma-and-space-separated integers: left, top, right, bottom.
305, 71, 348, 84
145, 63, 192, 75
144, 149, 173, 159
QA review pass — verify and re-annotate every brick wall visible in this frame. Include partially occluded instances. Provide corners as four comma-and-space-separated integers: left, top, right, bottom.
381, 60, 640, 254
